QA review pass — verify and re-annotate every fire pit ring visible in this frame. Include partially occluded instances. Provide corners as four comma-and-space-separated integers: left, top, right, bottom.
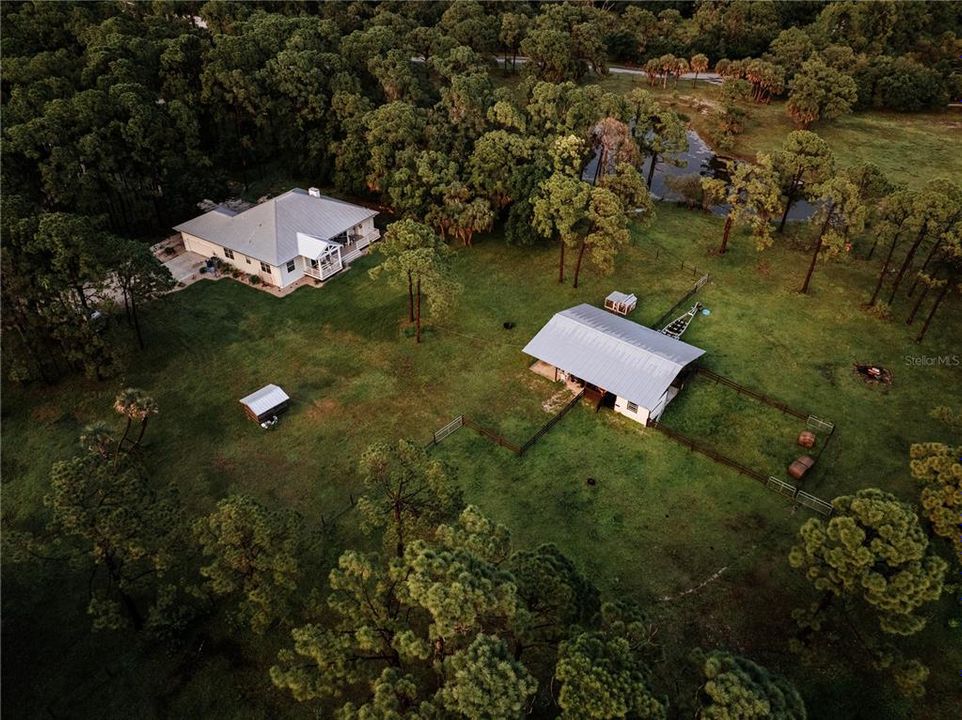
853, 363, 893, 386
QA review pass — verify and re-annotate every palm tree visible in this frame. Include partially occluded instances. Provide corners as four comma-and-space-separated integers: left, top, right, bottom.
113, 388, 159, 450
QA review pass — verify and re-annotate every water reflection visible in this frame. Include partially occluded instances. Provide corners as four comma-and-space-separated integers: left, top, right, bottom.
583, 129, 817, 220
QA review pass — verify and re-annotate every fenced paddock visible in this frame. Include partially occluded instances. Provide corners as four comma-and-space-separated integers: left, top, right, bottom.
651, 419, 834, 515
655, 367, 838, 514
652, 272, 711, 330
696, 367, 809, 420
426, 390, 585, 457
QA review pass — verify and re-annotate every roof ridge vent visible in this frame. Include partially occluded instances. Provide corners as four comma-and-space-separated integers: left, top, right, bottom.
308, 187, 321, 198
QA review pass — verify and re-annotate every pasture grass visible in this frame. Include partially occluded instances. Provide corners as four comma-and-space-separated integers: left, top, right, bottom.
3, 203, 960, 719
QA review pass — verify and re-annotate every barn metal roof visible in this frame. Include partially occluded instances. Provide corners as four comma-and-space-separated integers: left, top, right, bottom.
174, 189, 378, 266
239, 384, 290, 417
522, 304, 705, 410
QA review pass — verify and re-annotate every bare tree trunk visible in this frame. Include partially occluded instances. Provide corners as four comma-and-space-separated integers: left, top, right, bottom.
131, 294, 145, 350
572, 238, 588, 289
558, 241, 565, 283
800, 211, 833, 294
122, 286, 133, 326
593, 147, 606, 185
887, 222, 928, 305
415, 278, 421, 344
905, 284, 929, 325
778, 189, 796, 233
407, 271, 414, 322
646, 152, 658, 189
393, 502, 405, 558
75, 284, 90, 314
118, 417, 133, 452
869, 233, 902, 306
134, 417, 150, 447
915, 279, 952, 343
907, 238, 942, 297
719, 215, 734, 254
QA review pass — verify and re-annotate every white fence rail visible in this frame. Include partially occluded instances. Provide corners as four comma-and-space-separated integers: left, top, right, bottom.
431, 415, 464, 445
767, 476, 797, 499
764, 476, 834, 516
807, 415, 834, 433
795, 490, 834, 516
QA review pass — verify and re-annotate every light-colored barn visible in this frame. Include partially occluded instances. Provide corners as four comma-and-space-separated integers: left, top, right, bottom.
523, 304, 704, 426
174, 188, 379, 289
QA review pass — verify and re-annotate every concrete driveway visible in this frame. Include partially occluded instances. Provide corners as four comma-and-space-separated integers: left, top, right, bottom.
163, 251, 209, 286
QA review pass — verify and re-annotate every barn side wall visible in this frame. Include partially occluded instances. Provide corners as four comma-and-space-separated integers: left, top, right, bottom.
613, 396, 650, 425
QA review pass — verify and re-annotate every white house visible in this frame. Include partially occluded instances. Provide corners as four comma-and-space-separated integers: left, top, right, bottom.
523, 304, 705, 426
174, 188, 379, 289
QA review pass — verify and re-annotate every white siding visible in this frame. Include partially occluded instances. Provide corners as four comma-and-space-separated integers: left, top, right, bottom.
613, 396, 651, 426
181, 232, 283, 287
355, 217, 376, 237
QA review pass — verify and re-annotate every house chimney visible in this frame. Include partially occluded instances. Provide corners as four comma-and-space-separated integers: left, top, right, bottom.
308, 187, 321, 198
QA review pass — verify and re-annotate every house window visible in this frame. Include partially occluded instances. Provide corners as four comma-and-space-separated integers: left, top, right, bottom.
224, 248, 234, 259
286, 260, 296, 272
260, 261, 270, 272
310, 259, 319, 269
626, 401, 639, 413
245, 256, 251, 264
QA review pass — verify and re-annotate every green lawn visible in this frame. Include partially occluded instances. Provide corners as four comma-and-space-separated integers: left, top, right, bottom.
658, 372, 820, 484
3, 204, 960, 719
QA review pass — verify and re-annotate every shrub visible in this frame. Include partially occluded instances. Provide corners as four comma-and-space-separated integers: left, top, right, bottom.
865, 301, 892, 321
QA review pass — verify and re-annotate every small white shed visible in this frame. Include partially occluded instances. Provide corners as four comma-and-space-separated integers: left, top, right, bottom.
240, 384, 290, 423
604, 291, 637, 315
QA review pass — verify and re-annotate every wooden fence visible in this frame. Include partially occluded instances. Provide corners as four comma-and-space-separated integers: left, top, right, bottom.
519, 390, 585, 455
652, 422, 834, 515
695, 367, 810, 420
652, 272, 711, 329
650, 420, 768, 483
426, 390, 586, 457
649, 243, 708, 279
463, 416, 523, 454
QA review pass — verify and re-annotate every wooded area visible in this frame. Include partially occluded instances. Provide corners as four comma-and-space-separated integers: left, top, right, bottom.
2, 2, 961, 719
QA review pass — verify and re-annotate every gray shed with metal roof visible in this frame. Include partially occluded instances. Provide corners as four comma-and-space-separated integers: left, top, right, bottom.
523, 304, 704, 425
240, 384, 290, 424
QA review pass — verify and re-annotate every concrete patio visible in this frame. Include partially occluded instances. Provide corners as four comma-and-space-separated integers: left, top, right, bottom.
154, 237, 345, 297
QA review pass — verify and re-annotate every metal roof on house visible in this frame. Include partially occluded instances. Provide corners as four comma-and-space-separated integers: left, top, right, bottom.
239, 384, 290, 417
174, 189, 378, 266
522, 304, 705, 410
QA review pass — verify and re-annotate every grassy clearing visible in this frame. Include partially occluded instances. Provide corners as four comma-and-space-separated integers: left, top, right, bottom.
658, 373, 817, 483
3, 203, 960, 718
588, 72, 962, 188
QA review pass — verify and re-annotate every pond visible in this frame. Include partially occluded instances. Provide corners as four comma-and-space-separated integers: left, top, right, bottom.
583, 129, 817, 220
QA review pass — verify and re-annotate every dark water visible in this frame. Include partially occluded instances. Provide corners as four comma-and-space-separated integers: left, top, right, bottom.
583, 129, 817, 220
